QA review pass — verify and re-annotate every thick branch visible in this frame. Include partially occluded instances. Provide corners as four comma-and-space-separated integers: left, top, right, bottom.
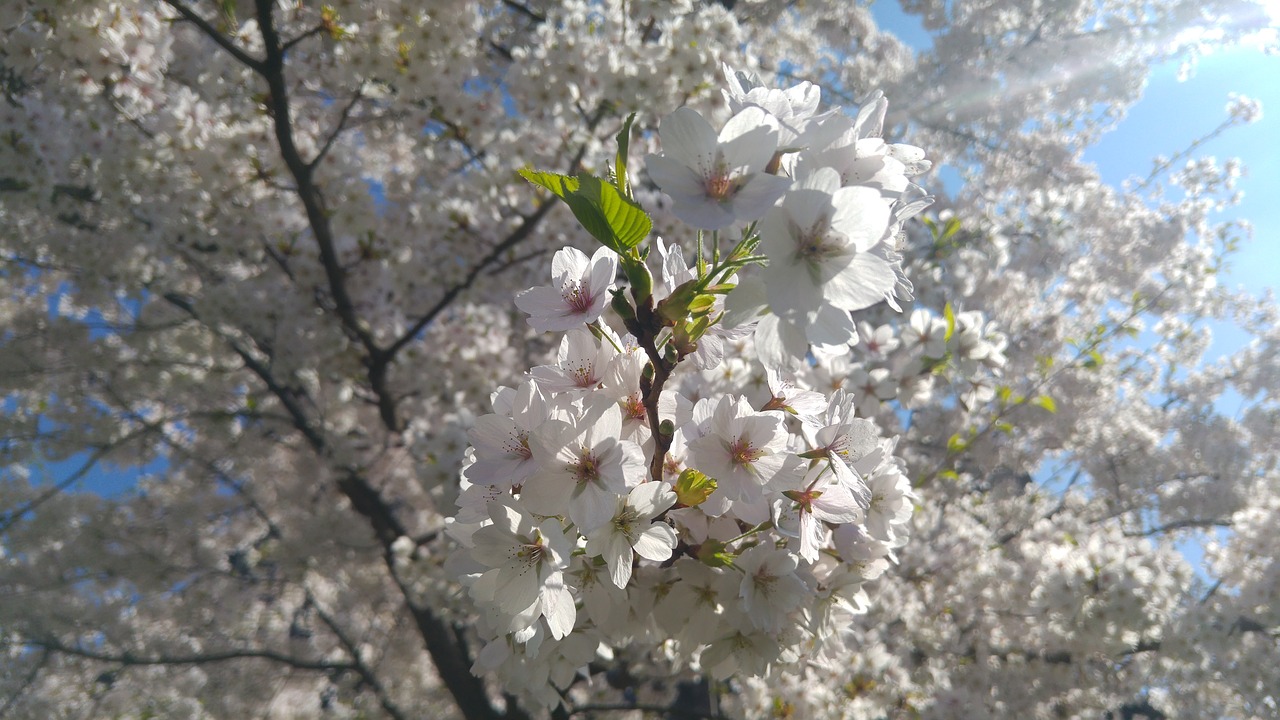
0, 648, 49, 719
253, 0, 395, 429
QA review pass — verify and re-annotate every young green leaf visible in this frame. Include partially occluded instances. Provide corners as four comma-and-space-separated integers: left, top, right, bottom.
562, 175, 651, 254
615, 112, 637, 199
517, 168, 579, 199
1032, 395, 1057, 413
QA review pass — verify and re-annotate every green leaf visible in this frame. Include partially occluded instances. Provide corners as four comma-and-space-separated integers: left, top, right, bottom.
517, 168, 579, 199
1082, 349, 1104, 369
615, 112, 637, 199
1032, 395, 1057, 413
941, 217, 961, 241
562, 175, 651, 253
946, 432, 968, 454
938, 470, 961, 482
995, 421, 1015, 434
997, 385, 1013, 404
943, 302, 956, 343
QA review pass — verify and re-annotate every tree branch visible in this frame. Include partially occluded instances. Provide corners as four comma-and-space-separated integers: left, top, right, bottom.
1122, 517, 1233, 537
309, 86, 365, 173
25, 638, 358, 674
0, 648, 49, 719
252, 0, 396, 429
309, 592, 412, 720
161, 0, 264, 72
378, 199, 555, 362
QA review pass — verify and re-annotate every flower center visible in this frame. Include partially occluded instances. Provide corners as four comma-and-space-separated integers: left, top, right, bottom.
795, 221, 839, 265
560, 281, 593, 313
568, 360, 596, 388
517, 534, 546, 565
729, 438, 764, 466
503, 431, 532, 460
704, 169, 735, 201
573, 448, 602, 485
612, 508, 640, 538
624, 394, 646, 421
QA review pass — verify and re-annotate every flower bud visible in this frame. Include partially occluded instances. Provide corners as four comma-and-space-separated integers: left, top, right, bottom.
623, 257, 653, 306
673, 468, 716, 508
610, 288, 636, 323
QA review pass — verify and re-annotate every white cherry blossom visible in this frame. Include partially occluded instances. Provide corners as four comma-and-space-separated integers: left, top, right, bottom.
584, 482, 678, 588
646, 106, 792, 230
514, 246, 617, 331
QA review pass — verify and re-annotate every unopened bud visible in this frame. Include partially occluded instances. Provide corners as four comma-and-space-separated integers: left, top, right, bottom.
610, 289, 636, 322
674, 468, 716, 507
623, 258, 653, 306
696, 538, 735, 568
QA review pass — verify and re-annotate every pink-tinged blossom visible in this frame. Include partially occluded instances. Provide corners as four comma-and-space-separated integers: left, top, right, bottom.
759, 167, 896, 326
522, 400, 645, 533
902, 308, 948, 358
529, 327, 620, 396
514, 246, 617, 331
721, 63, 844, 151
772, 465, 865, 563
864, 464, 915, 544
653, 559, 737, 647
584, 482, 678, 588
469, 500, 576, 639
761, 366, 827, 422
847, 364, 897, 412
686, 395, 789, 503
702, 628, 782, 680
464, 381, 551, 489
857, 320, 901, 357
646, 106, 792, 230
802, 391, 884, 504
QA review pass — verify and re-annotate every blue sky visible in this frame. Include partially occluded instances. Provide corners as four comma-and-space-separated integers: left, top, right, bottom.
1086, 43, 1279, 299
870, 1, 1279, 359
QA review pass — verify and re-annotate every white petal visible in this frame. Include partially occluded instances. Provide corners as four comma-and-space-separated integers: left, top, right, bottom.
830, 186, 891, 253
604, 536, 634, 588
540, 573, 577, 639
658, 107, 719, 176
633, 523, 677, 562
719, 107, 777, 172
754, 314, 808, 370
629, 482, 677, 518
728, 174, 792, 223
824, 253, 897, 312
646, 153, 708, 199
550, 246, 589, 283
570, 483, 621, 533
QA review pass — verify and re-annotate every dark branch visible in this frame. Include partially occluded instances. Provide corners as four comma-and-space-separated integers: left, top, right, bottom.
1123, 517, 1233, 537
378, 199, 555, 362
253, 0, 396, 429
309, 87, 365, 173
27, 638, 358, 673
161, 0, 264, 72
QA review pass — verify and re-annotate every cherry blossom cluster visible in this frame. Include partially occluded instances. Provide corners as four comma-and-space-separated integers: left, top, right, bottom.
445, 65, 929, 707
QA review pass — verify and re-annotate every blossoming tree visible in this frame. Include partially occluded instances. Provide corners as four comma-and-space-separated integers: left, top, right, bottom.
1, 1, 1276, 719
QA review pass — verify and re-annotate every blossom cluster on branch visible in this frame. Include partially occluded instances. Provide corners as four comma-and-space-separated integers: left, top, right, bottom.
443, 66, 931, 709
